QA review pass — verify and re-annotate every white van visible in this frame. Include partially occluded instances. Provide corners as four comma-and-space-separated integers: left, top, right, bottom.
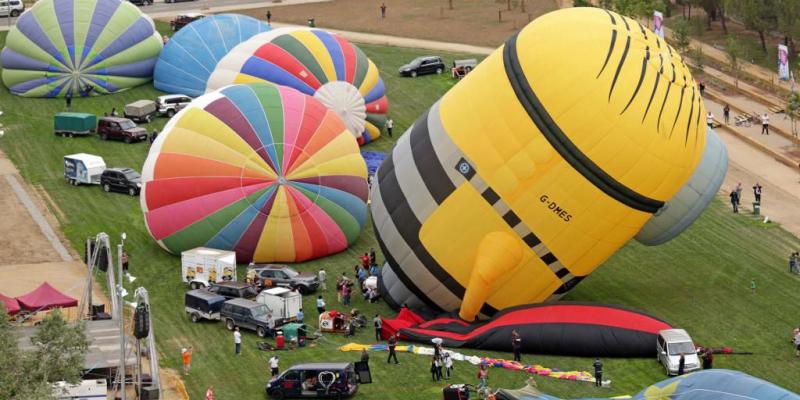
0, 0, 24, 17
255, 287, 302, 325
657, 329, 700, 375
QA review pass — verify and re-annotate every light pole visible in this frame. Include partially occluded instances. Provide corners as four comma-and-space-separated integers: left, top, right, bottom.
117, 233, 127, 400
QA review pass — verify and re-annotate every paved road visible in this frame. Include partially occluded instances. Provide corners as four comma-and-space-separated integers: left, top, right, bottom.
0, 0, 328, 31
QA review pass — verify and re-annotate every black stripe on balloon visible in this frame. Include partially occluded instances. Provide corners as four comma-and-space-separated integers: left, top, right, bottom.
596, 29, 618, 79
684, 88, 696, 145
694, 96, 702, 145
636, 21, 648, 39
502, 32, 663, 213
656, 83, 671, 133
671, 64, 676, 82
410, 109, 455, 204
608, 36, 631, 101
620, 14, 630, 31
641, 57, 662, 123
669, 86, 686, 138
371, 212, 444, 313
621, 47, 650, 114
553, 276, 586, 294
603, 8, 617, 25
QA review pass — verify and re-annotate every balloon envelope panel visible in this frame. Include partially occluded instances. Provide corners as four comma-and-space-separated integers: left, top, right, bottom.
153, 14, 270, 97
141, 82, 368, 263
1, 0, 162, 97
207, 27, 389, 145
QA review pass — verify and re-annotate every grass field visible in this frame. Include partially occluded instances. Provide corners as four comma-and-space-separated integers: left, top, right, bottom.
1, 24, 800, 400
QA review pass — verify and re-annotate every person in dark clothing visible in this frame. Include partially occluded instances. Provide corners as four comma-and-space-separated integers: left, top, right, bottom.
369, 248, 377, 265
593, 358, 603, 387
723, 104, 730, 124
753, 183, 762, 203
678, 353, 686, 375
65, 92, 72, 110
436, 355, 443, 381
430, 356, 439, 381
387, 334, 399, 364
266, 10, 272, 24
730, 190, 739, 213
698, 81, 705, 96
374, 314, 382, 341
511, 330, 522, 362
361, 349, 369, 365
702, 350, 713, 369
150, 130, 159, 144
380, 2, 386, 18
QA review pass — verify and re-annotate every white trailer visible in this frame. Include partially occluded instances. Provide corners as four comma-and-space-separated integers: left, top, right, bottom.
256, 287, 302, 324
53, 379, 107, 399
64, 153, 106, 186
181, 247, 237, 289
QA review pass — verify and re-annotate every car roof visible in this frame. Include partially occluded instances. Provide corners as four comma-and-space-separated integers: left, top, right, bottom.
659, 329, 692, 342
253, 264, 291, 270
224, 298, 260, 308
288, 363, 352, 371
105, 168, 137, 173
100, 117, 130, 122
187, 289, 226, 301
212, 281, 252, 289
158, 94, 190, 99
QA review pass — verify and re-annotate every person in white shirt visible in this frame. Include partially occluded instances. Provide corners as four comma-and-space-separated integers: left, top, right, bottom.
761, 113, 769, 135
269, 355, 280, 376
234, 327, 242, 356
316, 296, 326, 314
443, 352, 453, 380
267, 313, 276, 337
318, 268, 327, 291
386, 117, 394, 137
706, 112, 713, 128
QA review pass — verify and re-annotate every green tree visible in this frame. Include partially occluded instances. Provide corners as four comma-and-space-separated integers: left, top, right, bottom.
673, 18, 692, 54
0, 308, 89, 400
776, 0, 800, 55
573, 0, 593, 6
787, 91, 800, 138
726, 36, 743, 88
725, 0, 777, 52
691, 44, 705, 71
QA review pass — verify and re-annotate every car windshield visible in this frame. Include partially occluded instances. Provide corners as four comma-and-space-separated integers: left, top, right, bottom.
123, 170, 141, 180
252, 304, 270, 318
668, 341, 695, 355
409, 58, 425, 66
119, 120, 136, 129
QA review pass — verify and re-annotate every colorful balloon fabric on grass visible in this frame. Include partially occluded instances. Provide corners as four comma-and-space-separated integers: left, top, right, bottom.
153, 14, 270, 97
206, 27, 389, 145
141, 82, 369, 263
0, 0, 162, 97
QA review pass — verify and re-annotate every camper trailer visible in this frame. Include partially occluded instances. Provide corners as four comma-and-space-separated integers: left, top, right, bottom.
63, 154, 106, 186
181, 247, 237, 289
53, 379, 106, 399
256, 287, 302, 325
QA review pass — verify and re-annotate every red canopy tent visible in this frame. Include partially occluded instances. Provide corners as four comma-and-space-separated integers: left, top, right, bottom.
15, 282, 78, 312
0, 292, 20, 315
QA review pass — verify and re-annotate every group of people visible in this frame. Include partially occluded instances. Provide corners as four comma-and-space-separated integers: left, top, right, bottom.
429, 342, 454, 381
729, 182, 762, 213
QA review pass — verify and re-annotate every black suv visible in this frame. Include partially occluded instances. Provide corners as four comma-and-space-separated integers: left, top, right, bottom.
220, 298, 272, 337
207, 282, 258, 300
100, 168, 141, 196
248, 264, 320, 294
399, 56, 445, 78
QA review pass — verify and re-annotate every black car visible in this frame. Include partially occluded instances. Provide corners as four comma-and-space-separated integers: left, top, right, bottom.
399, 56, 445, 78
248, 264, 320, 294
220, 298, 273, 337
266, 363, 360, 399
127, 0, 152, 5
100, 168, 141, 196
207, 282, 258, 300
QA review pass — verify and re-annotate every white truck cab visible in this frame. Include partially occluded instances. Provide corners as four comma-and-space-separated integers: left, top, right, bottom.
657, 329, 700, 375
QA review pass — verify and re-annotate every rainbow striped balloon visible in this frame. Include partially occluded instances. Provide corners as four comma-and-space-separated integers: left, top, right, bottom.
141, 82, 368, 263
0, 0, 162, 97
206, 27, 388, 145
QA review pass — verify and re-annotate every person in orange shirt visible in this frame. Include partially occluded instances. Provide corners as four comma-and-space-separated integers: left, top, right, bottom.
181, 346, 193, 375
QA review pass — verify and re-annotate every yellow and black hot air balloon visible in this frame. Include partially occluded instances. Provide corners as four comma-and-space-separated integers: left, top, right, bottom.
371, 7, 727, 321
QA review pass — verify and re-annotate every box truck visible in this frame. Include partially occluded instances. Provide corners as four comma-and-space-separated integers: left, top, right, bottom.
255, 287, 302, 325
181, 247, 237, 289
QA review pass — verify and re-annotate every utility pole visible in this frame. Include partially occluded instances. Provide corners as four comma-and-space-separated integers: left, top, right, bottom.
117, 241, 126, 400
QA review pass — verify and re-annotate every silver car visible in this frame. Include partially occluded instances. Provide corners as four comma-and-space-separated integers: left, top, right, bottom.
0, 0, 24, 17
657, 329, 701, 375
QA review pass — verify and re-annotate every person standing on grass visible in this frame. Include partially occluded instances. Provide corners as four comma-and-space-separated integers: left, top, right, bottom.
477, 363, 488, 388
316, 295, 326, 314
318, 268, 327, 291
678, 353, 686, 375
511, 330, 522, 362
369, 248, 377, 265
269, 355, 280, 377
750, 278, 757, 294
723, 105, 730, 124
387, 333, 399, 364
761, 113, 770, 134
234, 327, 242, 356
794, 329, 800, 357
361, 348, 370, 365
380, 2, 386, 18
374, 314, 382, 341
730, 190, 739, 213
342, 283, 351, 306
702, 349, 713, 369
753, 183, 762, 203
735, 182, 743, 206
205, 387, 214, 400
443, 351, 453, 380
430, 355, 440, 382
181, 347, 193, 375
386, 117, 394, 137
65, 92, 72, 110
593, 358, 603, 387
267, 313, 276, 337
